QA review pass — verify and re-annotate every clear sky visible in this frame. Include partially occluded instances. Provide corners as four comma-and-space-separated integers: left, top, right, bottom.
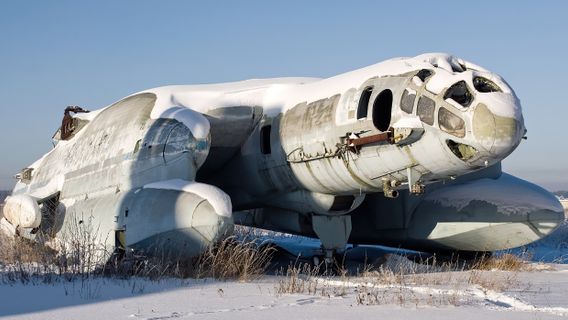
0, 0, 566, 191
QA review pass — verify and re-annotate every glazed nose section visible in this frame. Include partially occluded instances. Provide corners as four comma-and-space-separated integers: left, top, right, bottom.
472, 102, 524, 162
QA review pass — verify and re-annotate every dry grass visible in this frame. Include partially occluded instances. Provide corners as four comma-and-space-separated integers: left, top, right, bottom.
472, 253, 531, 271
275, 252, 531, 307
196, 236, 275, 281
0, 218, 112, 283
0, 222, 542, 306
275, 262, 348, 297
1, 232, 51, 264
275, 262, 322, 295
1, 224, 275, 284
0, 213, 280, 283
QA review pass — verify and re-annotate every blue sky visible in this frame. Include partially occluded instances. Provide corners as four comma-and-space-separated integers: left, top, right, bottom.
0, 1, 566, 190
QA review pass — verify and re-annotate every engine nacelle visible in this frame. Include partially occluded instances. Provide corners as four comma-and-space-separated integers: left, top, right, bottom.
2, 194, 41, 229
122, 182, 234, 259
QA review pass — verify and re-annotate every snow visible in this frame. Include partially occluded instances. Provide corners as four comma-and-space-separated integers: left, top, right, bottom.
73, 108, 105, 122
424, 68, 520, 119
0, 259, 566, 319
392, 115, 423, 129
150, 106, 210, 140
1, 227, 567, 319
19, 174, 65, 201
141, 78, 319, 118
412, 53, 519, 119
475, 90, 522, 119
2, 194, 41, 228
122, 53, 521, 123
316, 274, 568, 317
415, 53, 469, 73
143, 179, 232, 217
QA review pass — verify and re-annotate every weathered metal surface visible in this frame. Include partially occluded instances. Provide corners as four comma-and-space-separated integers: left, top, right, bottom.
1, 53, 560, 257
349, 169, 565, 252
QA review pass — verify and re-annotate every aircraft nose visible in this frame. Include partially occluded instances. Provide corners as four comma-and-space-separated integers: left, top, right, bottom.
472, 103, 524, 162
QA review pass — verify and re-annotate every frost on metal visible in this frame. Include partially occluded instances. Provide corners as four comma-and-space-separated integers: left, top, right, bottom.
143, 179, 232, 217
151, 106, 211, 140
0, 53, 561, 260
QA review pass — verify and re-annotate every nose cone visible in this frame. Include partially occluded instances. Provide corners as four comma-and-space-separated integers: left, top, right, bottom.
472, 102, 524, 162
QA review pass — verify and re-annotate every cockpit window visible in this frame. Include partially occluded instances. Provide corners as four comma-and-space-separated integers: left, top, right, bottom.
473, 77, 502, 93
417, 96, 435, 125
416, 69, 433, 82
400, 89, 415, 114
444, 80, 473, 107
357, 87, 373, 119
451, 62, 466, 73
438, 107, 465, 138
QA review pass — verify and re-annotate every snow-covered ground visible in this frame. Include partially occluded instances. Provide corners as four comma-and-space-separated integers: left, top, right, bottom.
1, 225, 568, 320
1, 205, 566, 319
0, 263, 567, 319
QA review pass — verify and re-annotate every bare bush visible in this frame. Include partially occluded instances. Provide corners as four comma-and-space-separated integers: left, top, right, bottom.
2, 219, 277, 285
0, 217, 111, 284
55, 216, 112, 280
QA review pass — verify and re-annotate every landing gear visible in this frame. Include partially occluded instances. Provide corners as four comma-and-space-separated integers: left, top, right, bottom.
407, 167, 425, 195
311, 214, 351, 264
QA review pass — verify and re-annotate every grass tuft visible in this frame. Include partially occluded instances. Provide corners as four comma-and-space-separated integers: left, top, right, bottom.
196, 236, 274, 281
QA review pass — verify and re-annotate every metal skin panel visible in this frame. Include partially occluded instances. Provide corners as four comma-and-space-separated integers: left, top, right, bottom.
348, 166, 564, 252
2, 194, 41, 229
123, 189, 233, 259
4, 92, 233, 259
1, 53, 562, 258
